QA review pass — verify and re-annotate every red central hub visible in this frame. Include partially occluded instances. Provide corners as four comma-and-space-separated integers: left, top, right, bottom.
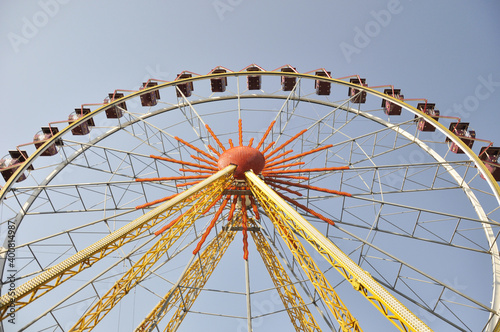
218, 146, 266, 179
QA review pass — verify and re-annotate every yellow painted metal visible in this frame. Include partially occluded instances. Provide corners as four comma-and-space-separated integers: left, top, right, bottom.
136, 216, 239, 332
0, 165, 235, 322
249, 219, 322, 332
245, 173, 361, 332
69, 166, 235, 331
245, 171, 433, 332
2, 70, 498, 203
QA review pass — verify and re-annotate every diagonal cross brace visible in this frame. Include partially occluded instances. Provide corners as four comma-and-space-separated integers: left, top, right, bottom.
245, 170, 433, 332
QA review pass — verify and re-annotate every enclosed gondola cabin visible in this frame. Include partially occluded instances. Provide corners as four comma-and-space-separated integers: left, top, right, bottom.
281, 67, 297, 91
175, 73, 194, 97
33, 127, 62, 156
105, 93, 126, 118
0, 150, 33, 183
246, 66, 262, 90
69, 108, 95, 135
140, 82, 160, 107
348, 78, 367, 103
415, 103, 440, 132
446, 122, 476, 154
210, 68, 228, 93
479, 146, 500, 181
314, 71, 331, 95
382, 88, 404, 115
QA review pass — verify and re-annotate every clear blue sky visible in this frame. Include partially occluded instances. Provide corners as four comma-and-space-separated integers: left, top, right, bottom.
1, 1, 499, 154
1, 1, 499, 331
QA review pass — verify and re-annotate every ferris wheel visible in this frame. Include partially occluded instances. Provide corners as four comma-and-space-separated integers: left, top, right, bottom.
0, 65, 499, 332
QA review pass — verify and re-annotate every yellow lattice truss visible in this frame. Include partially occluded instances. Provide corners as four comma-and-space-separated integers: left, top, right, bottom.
69, 166, 236, 331
245, 173, 362, 332
245, 170, 433, 332
249, 218, 323, 332
0, 165, 235, 322
136, 216, 240, 332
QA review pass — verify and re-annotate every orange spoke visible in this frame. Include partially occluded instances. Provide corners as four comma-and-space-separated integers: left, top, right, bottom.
193, 196, 230, 255
158, 194, 222, 236
266, 178, 351, 197
262, 141, 275, 154
265, 149, 293, 165
248, 137, 254, 147
190, 155, 218, 167
175, 136, 218, 162
265, 129, 307, 159
135, 175, 209, 182
248, 196, 260, 220
256, 120, 276, 150
263, 161, 305, 171
238, 118, 243, 146
154, 210, 187, 236
208, 144, 221, 157
135, 193, 179, 210
265, 181, 302, 197
228, 195, 238, 221
228, 139, 234, 148
179, 168, 216, 174
265, 174, 309, 180
176, 180, 203, 187
206, 124, 226, 152
265, 145, 333, 168
241, 196, 249, 260
150, 155, 218, 171
276, 191, 335, 226
262, 166, 349, 175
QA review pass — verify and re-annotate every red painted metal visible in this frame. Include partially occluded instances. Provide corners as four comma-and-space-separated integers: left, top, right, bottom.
33, 127, 59, 156
150, 155, 218, 171
265, 150, 294, 165
228, 195, 238, 221
193, 197, 230, 255
479, 146, 500, 181
190, 155, 218, 167
206, 124, 226, 152
348, 77, 367, 104
208, 144, 221, 157
217, 146, 266, 179
262, 166, 349, 175
175, 136, 218, 162
249, 196, 260, 220
277, 191, 335, 225
263, 161, 305, 171
266, 177, 351, 197
382, 88, 404, 115
241, 197, 249, 260
265, 145, 333, 168
135, 193, 179, 210
447, 122, 476, 154
238, 119, 243, 146
265, 129, 308, 159
135, 175, 209, 182
256, 120, 276, 150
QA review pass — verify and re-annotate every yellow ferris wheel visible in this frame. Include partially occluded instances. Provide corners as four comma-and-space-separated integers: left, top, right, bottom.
0, 65, 499, 331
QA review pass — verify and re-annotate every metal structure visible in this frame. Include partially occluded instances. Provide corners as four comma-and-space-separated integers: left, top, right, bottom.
0, 65, 499, 331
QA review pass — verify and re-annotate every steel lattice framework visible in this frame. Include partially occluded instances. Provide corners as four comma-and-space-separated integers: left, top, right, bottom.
0, 66, 499, 332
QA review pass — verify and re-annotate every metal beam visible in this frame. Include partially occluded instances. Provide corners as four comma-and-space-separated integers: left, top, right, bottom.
0, 165, 235, 321
250, 219, 322, 332
246, 172, 362, 332
246, 170, 432, 332
136, 215, 239, 332
68, 166, 235, 331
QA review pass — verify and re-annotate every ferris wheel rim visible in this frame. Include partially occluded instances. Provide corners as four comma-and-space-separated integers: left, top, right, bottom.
1, 70, 498, 203
0, 68, 499, 331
